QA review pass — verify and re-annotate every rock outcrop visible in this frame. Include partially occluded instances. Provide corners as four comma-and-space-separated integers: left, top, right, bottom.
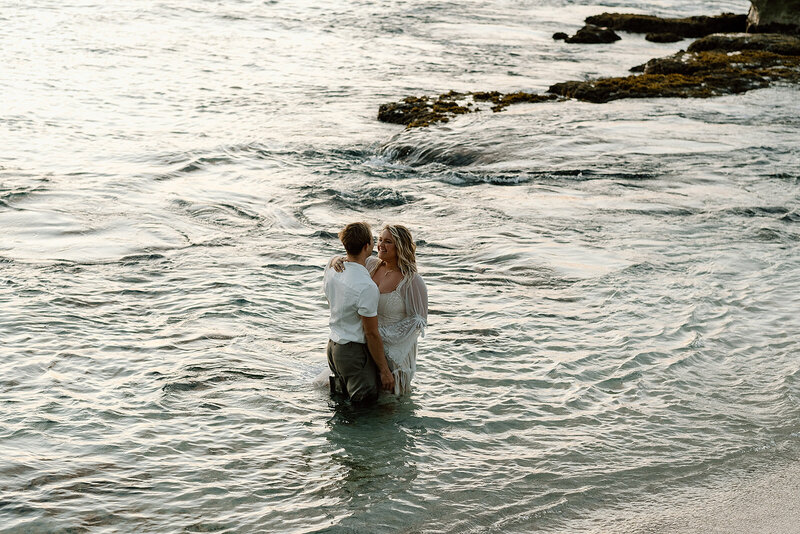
377, 91, 558, 128
687, 31, 800, 54
564, 25, 621, 44
548, 33, 800, 103
646, 32, 683, 43
584, 12, 747, 38
748, 0, 800, 33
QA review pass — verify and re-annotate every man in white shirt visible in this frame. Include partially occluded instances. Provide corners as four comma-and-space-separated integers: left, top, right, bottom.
323, 222, 395, 402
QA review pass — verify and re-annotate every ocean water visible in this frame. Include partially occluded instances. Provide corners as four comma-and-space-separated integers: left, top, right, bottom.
1, 0, 799, 532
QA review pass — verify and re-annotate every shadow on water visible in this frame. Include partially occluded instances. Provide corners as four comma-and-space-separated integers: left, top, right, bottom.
319, 396, 422, 533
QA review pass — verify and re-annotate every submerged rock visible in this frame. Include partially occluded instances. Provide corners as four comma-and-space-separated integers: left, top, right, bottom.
552, 32, 568, 40
646, 32, 684, 43
748, 0, 800, 33
584, 12, 747, 38
564, 24, 621, 44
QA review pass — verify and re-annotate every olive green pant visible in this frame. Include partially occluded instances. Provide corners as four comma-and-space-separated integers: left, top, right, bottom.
327, 339, 379, 402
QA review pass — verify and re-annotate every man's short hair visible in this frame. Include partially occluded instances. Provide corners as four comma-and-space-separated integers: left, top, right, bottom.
339, 222, 373, 256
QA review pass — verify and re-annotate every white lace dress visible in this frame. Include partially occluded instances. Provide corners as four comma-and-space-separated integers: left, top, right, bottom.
367, 256, 428, 395
377, 289, 415, 394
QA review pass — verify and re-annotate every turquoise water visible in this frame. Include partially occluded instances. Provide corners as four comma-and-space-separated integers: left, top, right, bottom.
1, 0, 799, 532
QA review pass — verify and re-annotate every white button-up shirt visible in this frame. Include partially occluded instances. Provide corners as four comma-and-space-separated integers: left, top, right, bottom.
323, 261, 379, 344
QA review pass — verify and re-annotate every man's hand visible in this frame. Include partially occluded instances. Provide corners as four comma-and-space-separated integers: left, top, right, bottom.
379, 368, 395, 392
361, 314, 395, 394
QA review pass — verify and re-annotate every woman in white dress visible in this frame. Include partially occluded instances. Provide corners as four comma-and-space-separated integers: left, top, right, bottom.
332, 224, 428, 395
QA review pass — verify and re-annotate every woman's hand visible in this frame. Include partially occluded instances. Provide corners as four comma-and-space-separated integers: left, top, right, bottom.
328, 256, 345, 272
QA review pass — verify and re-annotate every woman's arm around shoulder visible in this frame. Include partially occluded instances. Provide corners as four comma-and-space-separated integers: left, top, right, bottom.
365, 255, 382, 274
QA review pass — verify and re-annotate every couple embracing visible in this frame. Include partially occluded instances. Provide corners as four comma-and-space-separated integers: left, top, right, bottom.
322, 222, 428, 402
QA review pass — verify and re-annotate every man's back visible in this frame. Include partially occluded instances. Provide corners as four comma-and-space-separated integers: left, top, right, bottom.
323, 261, 379, 344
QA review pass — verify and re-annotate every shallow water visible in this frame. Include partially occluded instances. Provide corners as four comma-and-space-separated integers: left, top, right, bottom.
1, 0, 799, 532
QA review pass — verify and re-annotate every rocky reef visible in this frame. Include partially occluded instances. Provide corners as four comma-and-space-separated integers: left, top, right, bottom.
686, 32, 800, 54
377, 6, 800, 128
645, 32, 684, 43
377, 91, 558, 128
549, 33, 800, 103
583, 12, 747, 38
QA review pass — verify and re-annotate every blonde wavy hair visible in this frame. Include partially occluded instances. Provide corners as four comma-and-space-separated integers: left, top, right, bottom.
383, 224, 417, 278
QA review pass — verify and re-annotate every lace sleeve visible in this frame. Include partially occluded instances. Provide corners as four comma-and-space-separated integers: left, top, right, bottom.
404, 274, 428, 324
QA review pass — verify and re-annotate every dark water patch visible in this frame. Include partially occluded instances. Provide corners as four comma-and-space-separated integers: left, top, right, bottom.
262, 262, 318, 273
768, 172, 799, 183
602, 206, 700, 217
438, 171, 532, 186
218, 203, 260, 220
550, 169, 657, 182
752, 227, 799, 242
436, 271, 571, 289
161, 365, 269, 393
304, 185, 411, 208
119, 253, 168, 265
301, 146, 372, 163
310, 229, 338, 240
185, 520, 238, 533
174, 364, 267, 380
235, 142, 275, 161
0, 186, 46, 203
50, 296, 109, 308
117, 288, 174, 297
179, 156, 233, 173
781, 210, 800, 223
502, 267, 563, 287
162, 380, 209, 393
595, 371, 643, 393
172, 199, 265, 227
188, 237, 235, 248
613, 261, 663, 277
22, 465, 118, 492
725, 206, 796, 220
431, 168, 657, 186
220, 368, 268, 381
412, 238, 451, 250
147, 154, 236, 181
217, 13, 246, 21
379, 142, 484, 167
